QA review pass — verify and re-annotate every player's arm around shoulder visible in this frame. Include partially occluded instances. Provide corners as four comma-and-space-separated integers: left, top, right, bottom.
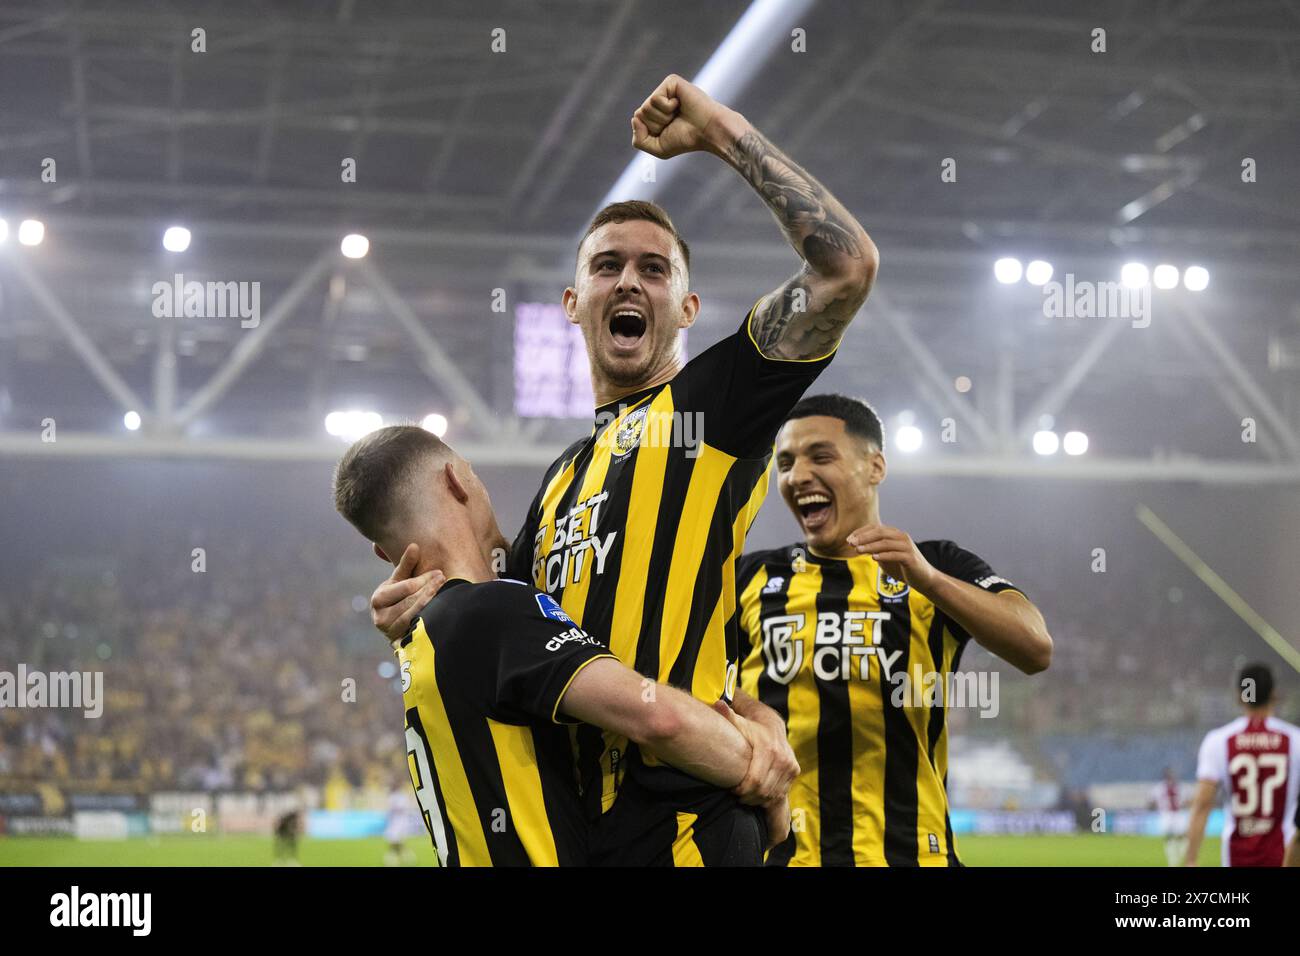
558, 660, 752, 790
369, 543, 449, 644
446, 580, 617, 727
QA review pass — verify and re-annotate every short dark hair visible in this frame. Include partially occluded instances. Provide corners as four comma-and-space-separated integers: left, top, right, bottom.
333, 425, 449, 544
786, 393, 885, 451
579, 200, 690, 274
1237, 663, 1275, 708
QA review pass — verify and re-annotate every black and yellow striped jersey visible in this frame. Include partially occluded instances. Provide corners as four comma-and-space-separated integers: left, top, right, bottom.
397, 577, 616, 866
507, 308, 833, 816
737, 541, 1023, 866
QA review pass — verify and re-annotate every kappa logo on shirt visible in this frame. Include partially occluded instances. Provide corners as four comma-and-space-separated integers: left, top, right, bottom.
535, 592, 574, 624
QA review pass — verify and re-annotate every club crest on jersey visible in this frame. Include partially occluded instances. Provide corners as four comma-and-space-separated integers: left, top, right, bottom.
877, 569, 910, 601
535, 592, 573, 624
761, 615, 804, 685
611, 407, 648, 457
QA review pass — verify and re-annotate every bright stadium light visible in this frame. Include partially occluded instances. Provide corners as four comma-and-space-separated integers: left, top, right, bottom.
1032, 429, 1060, 456
340, 233, 370, 259
1120, 262, 1149, 288
325, 412, 347, 436
1152, 264, 1179, 290
594, 0, 815, 211
993, 257, 1023, 284
421, 413, 449, 437
123, 410, 142, 431
18, 219, 44, 246
1183, 265, 1209, 292
954, 375, 972, 393
0, 218, 8, 243
325, 409, 383, 440
162, 225, 191, 252
1025, 259, 1054, 285
1063, 430, 1089, 456
895, 424, 923, 453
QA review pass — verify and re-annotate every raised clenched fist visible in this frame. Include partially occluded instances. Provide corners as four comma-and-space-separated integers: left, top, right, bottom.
630, 74, 736, 159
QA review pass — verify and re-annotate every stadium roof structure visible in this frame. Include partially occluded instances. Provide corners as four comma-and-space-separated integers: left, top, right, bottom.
1, 0, 1299, 482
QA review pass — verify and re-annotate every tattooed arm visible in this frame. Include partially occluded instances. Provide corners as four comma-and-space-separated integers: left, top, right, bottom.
720, 123, 877, 359
632, 74, 878, 360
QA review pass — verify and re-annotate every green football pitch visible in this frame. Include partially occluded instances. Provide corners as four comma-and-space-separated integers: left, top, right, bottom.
0, 834, 1221, 867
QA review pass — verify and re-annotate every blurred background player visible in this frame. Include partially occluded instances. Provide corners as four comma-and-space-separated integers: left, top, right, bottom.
1185, 663, 1300, 867
383, 776, 420, 867
1150, 767, 1187, 866
335, 425, 769, 865
738, 394, 1052, 865
272, 807, 302, 867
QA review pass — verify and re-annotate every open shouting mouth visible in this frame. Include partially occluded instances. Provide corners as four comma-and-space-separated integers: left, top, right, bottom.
607, 305, 648, 352
795, 491, 834, 533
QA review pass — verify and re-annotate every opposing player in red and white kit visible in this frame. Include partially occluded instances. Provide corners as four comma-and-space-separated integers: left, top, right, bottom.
1184, 664, 1300, 867
1150, 767, 1186, 866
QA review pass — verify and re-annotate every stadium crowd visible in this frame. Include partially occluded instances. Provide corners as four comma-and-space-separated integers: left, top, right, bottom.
957, 559, 1258, 737
0, 534, 405, 796
1, 526, 1291, 794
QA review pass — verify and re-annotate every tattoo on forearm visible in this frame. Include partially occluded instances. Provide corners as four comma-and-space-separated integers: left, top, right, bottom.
725, 129, 874, 359
725, 131, 865, 271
